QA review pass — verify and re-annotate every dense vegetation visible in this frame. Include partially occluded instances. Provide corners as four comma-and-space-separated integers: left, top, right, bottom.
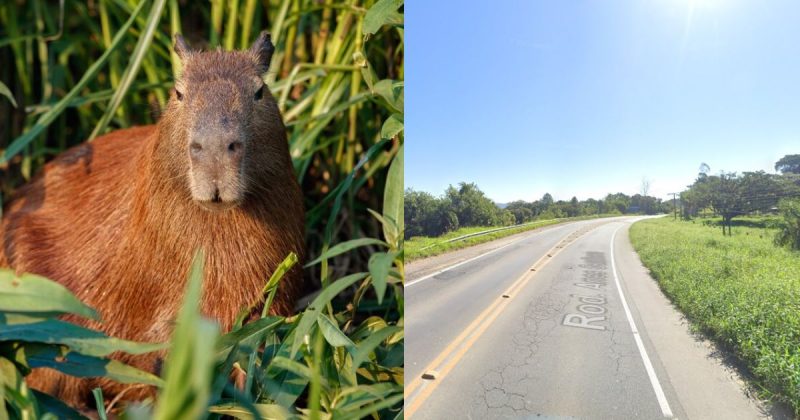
680, 158, 800, 237
630, 217, 800, 414
0, 0, 404, 418
405, 181, 668, 239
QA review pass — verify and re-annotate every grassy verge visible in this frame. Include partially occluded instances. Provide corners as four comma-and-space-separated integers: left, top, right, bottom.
630, 217, 800, 414
406, 214, 619, 261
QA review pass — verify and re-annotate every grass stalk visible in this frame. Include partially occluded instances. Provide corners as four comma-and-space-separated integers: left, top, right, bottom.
224, 0, 240, 51
89, 0, 168, 139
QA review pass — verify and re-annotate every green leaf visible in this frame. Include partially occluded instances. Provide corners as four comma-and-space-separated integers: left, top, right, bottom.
0, 81, 17, 108
0, 357, 38, 419
352, 326, 401, 370
262, 252, 299, 318
216, 316, 283, 358
261, 330, 309, 407
92, 388, 108, 420
291, 272, 368, 357
304, 238, 387, 267
19, 344, 162, 386
372, 79, 404, 114
335, 393, 403, 419
0, 319, 165, 357
269, 356, 316, 383
0, 312, 50, 325
332, 383, 400, 415
316, 313, 356, 350
381, 113, 404, 140
209, 402, 296, 420
32, 390, 90, 420
355, 50, 378, 91
0, 270, 98, 320
383, 145, 404, 247
363, 0, 404, 35
154, 250, 220, 420
368, 252, 395, 304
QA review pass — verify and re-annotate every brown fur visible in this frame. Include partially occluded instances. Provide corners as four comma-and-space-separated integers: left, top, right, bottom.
0, 33, 304, 410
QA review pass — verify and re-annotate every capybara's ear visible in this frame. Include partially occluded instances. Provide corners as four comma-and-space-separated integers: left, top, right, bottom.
174, 33, 192, 60
249, 31, 275, 72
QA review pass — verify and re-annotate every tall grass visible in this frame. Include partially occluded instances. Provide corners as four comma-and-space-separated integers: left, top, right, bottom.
1, 0, 403, 418
630, 217, 800, 414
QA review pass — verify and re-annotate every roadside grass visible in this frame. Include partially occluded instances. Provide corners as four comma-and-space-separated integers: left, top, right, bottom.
406, 214, 619, 261
630, 217, 800, 414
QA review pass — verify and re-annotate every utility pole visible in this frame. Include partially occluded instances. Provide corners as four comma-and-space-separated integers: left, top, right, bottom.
669, 193, 679, 220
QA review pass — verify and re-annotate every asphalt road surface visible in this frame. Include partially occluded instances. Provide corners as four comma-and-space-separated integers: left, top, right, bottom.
405, 217, 778, 419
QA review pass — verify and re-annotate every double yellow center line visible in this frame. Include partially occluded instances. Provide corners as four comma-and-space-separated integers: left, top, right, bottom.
404, 223, 603, 417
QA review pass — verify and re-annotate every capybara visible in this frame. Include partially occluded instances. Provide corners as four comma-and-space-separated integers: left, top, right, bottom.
0, 32, 305, 410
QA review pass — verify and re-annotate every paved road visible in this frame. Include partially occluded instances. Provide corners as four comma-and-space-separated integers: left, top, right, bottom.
405, 217, 777, 419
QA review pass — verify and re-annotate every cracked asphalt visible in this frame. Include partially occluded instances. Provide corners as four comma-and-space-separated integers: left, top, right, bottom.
406, 217, 773, 419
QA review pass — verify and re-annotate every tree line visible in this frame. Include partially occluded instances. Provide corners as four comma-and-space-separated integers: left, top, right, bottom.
679, 155, 800, 238
405, 182, 669, 239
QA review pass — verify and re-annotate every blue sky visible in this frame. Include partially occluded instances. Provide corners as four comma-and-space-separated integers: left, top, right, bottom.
406, 0, 800, 202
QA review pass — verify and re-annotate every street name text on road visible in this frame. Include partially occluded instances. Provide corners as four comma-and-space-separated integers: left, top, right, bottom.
563, 252, 609, 331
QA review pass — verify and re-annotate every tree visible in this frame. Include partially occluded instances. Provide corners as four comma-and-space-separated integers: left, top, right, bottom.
775, 198, 800, 250
604, 193, 631, 214
686, 171, 783, 235
506, 202, 533, 224
404, 189, 440, 238
499, 210, 516, 226
775, 154, 800, 174
567, 196, 579, 217
540, 193, 554, 209
438, 210, 460, 235
640, 177, 650, 197
583, 198, 600, 215
445, 182, 500, 227
706, 173, 740, 235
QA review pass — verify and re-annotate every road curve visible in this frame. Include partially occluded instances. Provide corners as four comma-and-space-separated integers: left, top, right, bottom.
405, 217, 775, 419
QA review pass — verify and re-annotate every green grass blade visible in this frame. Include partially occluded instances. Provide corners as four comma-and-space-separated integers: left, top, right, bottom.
89, 0, 167, 140
0, 81, 18, 108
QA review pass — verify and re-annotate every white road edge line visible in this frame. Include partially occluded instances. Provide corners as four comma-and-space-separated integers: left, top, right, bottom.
405, 223, 571, 287
610, 223, 674, 418
405, 240, 517, 287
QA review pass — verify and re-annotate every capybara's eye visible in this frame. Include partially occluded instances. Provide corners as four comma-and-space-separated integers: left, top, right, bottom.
254, 86, 264, 101
175, 89, 184, 101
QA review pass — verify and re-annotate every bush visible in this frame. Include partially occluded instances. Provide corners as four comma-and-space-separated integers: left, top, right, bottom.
439, 210, 460, 236
499, 209, 516, 226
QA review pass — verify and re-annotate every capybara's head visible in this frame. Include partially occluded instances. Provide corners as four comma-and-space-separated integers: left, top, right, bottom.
169, 32, 281, 211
